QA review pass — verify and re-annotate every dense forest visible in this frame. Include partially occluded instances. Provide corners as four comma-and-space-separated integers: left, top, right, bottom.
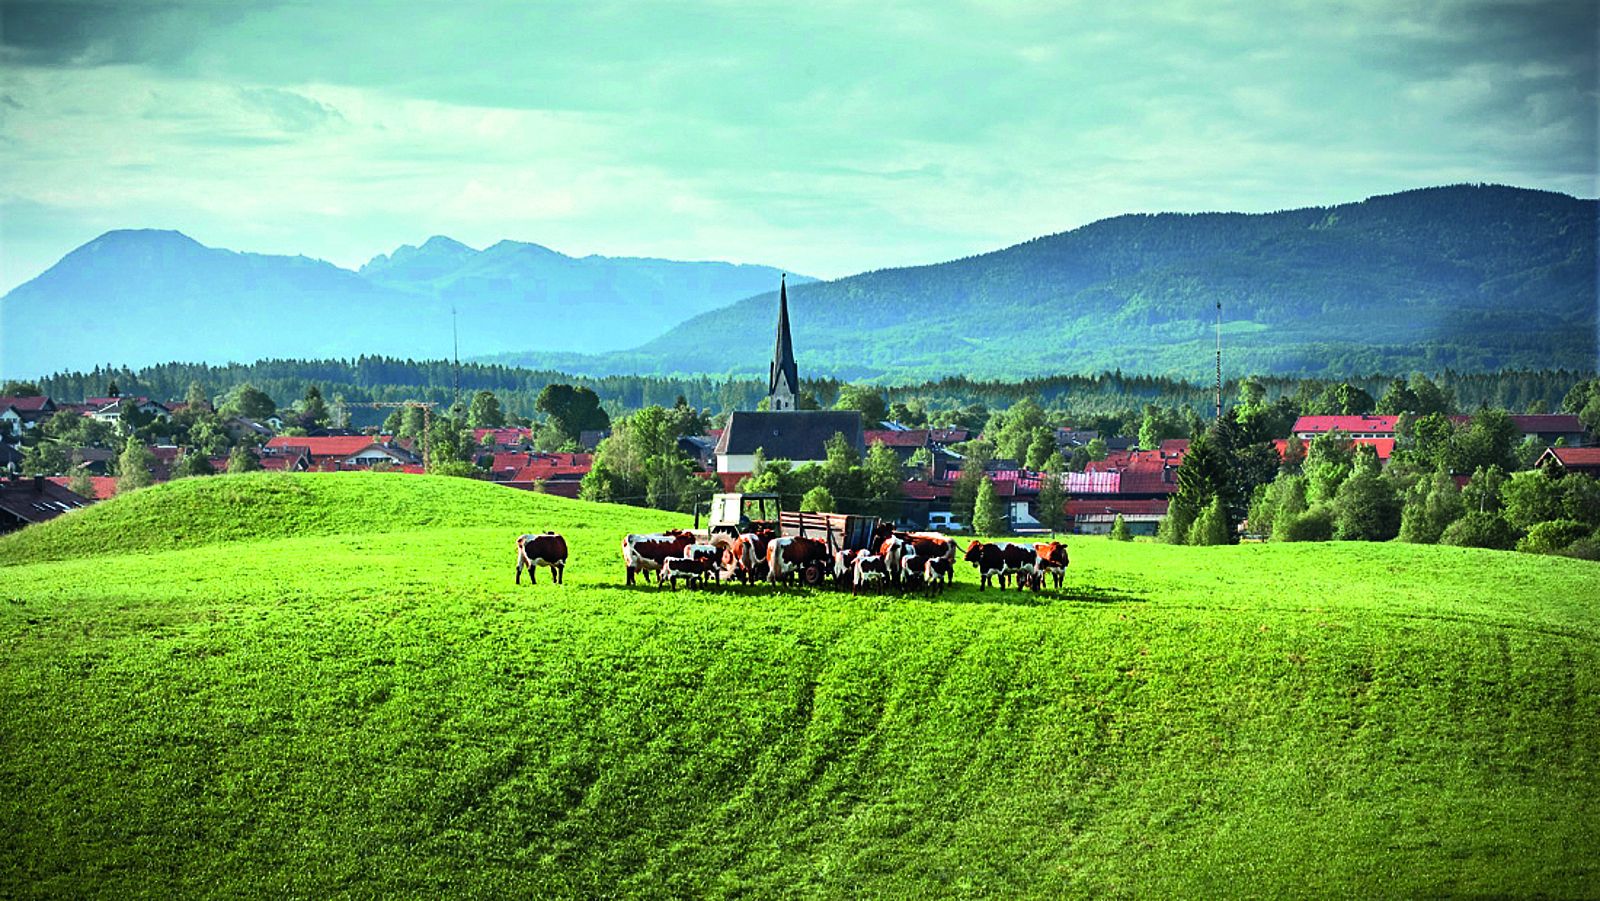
25, 357, 1594, 425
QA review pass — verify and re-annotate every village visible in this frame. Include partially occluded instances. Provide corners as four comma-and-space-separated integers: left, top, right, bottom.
3, 280, 1596, 544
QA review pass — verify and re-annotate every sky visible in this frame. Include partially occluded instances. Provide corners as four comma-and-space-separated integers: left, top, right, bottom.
1, 0, 1596, 293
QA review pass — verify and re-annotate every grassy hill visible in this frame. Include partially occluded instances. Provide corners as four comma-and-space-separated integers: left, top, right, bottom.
2, 473, 1597, 897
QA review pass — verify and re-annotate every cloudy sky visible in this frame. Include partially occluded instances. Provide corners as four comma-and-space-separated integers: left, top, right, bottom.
1, 0, 1595, 293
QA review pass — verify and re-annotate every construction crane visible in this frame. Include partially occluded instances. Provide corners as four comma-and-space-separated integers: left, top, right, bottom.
349, 401, 437, 469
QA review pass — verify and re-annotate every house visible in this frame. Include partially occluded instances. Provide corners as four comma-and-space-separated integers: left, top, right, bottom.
714, 411, 865, 490
473, 427, 534, 451
224, 417, 277, 442
1291, 414, 1399, 441
0, 396, 57, 435
263, 435, 418, 469
0, 476, 92, 533
1534, 447, 1600, 478
83, 396, 171, 424
498, 452, 594, 498
1450, 413, 1588, 447
863, 428, 966, 476
1065, 498, 1170, 536
46, 475, 117, 501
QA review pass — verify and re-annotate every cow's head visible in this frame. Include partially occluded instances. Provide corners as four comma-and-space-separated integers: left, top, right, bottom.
963, 540, 985, 563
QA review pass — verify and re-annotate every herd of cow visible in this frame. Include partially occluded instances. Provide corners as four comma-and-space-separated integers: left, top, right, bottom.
515, 526, 1071, 594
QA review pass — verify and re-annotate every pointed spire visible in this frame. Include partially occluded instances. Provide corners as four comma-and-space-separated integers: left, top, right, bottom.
769, 274, 799, 411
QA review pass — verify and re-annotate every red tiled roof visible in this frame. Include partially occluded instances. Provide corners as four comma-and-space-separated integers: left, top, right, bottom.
900, 479, 949, 500
46, 475, 117, 500
1118, 465, 1177, 495
0, 396, 53, 412
1065, 471, 1121, 493
1449, 414, 1585, 433
266, 435, 385, 458
473, 427, 534, 444
1291, 415, 1399, 435
865, 429, 932, 448
1546, 447, 1600, 467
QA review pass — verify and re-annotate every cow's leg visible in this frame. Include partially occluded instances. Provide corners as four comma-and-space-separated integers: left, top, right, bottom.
528, 564, 537, 585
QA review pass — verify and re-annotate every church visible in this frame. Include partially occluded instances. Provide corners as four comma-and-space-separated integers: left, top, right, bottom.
712, 276, 865, 490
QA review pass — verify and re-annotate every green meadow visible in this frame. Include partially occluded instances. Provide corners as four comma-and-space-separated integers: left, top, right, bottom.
2, 473, 1596, 898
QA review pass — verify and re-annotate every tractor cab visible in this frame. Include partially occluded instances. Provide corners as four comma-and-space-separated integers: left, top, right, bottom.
698, 492, 782, 539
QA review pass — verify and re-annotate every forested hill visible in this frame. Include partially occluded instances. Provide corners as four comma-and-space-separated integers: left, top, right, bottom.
489, 185, 1598, 381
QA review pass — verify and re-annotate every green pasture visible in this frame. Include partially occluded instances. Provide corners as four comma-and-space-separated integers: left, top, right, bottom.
1, 473, 1596, 898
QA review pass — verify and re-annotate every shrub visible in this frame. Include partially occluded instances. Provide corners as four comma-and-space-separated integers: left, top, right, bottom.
1188, 496, 1232, 546
1439, 511, 1516, 551
1560, 536, 1600, 561
1110, 514, 1132, 541
1516, 519, 1592, 556
1276, 506, 1334, 542
1398, 470, 1464, 545
800, 485, 835, 513
1332, 469, 1402, 541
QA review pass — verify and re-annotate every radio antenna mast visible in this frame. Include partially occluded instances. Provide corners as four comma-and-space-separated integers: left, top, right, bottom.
451, 305, 461, 412
1214, 299, 1223, 421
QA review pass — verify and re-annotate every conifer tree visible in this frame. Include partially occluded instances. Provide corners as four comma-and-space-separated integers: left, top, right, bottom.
973, 475, 1006, 536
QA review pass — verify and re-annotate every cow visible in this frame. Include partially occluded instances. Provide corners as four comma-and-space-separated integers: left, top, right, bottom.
898, 551, 925, 589
833, 548, 863, 587
904, 531, 957, 566
660, 556, 714, 590
923, 556, 955, 593
515, 532, 568, 585
621, 530, 695, 585
723, 529, 775, 584
876, 534, 908, 585
963, 540, 1040, 591
766, 536, 831, 586
852, 553, 889, 594
1033, 541, 1070, 590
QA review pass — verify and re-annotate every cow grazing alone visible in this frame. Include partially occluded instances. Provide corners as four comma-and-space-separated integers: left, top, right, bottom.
923, 556, 955, 593
621, 530, 695, 585
852, 553, 889, 594
515, 532, 569, 585
660, 556, 714, 590
1033, 541, 1070, 590
964, 541, 1040, 591
767, 536, 830, 586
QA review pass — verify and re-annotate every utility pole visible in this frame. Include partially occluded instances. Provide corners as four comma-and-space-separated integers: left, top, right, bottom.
1214, 299, 1223, 421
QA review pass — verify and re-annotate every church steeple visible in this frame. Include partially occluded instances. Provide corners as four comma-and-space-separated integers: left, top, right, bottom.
768, 274, 799, 411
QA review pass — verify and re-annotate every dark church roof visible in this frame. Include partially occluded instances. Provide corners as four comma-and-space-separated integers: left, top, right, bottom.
769, 276, 798, 399
715, 411, 864, 461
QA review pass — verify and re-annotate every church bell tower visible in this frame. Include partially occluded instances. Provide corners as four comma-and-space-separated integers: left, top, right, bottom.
768, 275, 799, 412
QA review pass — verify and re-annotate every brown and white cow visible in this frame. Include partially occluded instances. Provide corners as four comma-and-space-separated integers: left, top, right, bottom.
766, 536, 831, 586
723, 529, 775, 584
852, 553, 889, 594
876, 534, 907, 585
660, 556, 714, 590
515, 532, 568, 585
621, 529, 695, 585
905, 532, 956, 566
1033, 541, 1070, 590
963, 540, 1040, 591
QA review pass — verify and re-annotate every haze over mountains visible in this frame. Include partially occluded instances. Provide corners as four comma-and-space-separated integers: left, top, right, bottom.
0, 232, 807, 378
3, 185, 1595, 382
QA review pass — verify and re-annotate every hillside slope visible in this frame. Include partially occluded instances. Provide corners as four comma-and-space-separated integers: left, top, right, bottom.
499, 184, 1599, 381
2, 474, 1597, 897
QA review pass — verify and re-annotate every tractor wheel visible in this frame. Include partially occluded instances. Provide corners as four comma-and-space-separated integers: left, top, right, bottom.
801, 562, 827, 587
